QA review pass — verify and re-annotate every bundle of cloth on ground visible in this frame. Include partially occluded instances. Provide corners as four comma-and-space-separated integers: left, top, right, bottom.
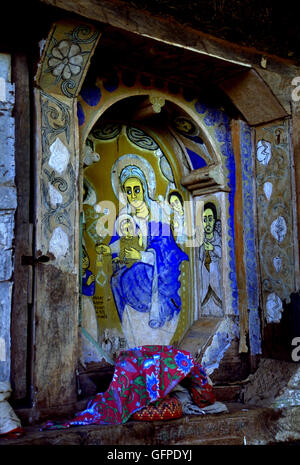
42, 345, 222, 430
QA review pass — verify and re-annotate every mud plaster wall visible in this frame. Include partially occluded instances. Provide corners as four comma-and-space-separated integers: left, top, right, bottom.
0, 53, 16, 383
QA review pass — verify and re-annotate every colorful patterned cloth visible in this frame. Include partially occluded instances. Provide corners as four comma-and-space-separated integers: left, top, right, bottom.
42, 345, 214, 429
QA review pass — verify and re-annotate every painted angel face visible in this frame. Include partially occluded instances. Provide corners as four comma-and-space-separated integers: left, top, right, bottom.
203, 208, 215, 235
169, 194, 184, 215
82, 252, 89, 270
123, 177, 144, 209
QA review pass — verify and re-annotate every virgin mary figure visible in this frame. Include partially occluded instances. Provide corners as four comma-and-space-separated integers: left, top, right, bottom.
98, 163, 189, 347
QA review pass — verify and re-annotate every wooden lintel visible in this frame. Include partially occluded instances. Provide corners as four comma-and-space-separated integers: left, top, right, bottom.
219, 69, 288, 125
38, 0, 253, 69
185, 181, 217, 191
38, 1, 292, 124
192, 186, 230, 196
181, 169, 212, 186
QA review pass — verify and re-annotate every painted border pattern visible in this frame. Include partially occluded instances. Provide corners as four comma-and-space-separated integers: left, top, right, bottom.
255, 119, 296, 324
39, 23, 100, 99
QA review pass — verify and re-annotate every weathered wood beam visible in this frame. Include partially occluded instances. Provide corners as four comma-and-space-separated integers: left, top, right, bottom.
38, 0, 293, 125
38, 0, 299, 75
219, 69, 288, 126
181, 167, 228, 194
10, 53, 32, 403
181, 170, 215, 188
38, 0, 253, 68
231, 119, 249, 353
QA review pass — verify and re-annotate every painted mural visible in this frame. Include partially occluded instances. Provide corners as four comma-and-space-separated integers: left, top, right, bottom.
167, 190, 187, 245
76, 71, 242, 369
199, 200, 223, 317
81, 119, 194, 357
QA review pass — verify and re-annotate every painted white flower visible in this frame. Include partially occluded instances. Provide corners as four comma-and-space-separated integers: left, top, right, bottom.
266, 292, 283, 323
49, 226, 69, 258
256, 139, 272, 165
48, 40, 83, 80
270, 216, 287, 243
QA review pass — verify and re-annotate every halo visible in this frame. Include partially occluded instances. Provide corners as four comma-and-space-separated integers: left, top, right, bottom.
167, 189, 184, 204
111, 154, 156, 200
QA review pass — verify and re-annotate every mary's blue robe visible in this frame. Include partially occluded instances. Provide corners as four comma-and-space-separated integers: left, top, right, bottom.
110, 220, 188, 329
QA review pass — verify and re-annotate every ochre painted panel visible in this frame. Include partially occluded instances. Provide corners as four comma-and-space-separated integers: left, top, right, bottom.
81, 121, 194, 359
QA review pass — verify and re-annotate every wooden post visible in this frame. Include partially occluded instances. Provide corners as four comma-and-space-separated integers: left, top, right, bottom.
10, 53, 33, 403
30, 20, 100, 410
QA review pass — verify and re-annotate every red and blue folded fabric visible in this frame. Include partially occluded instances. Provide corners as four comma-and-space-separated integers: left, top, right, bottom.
42, 345, 214, 429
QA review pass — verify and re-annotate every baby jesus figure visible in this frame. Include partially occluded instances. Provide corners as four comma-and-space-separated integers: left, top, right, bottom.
119, 218, 144, 268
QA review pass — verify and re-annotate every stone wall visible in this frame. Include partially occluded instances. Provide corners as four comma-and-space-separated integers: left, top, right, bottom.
240, 358, 300, 442
0, 53, 16, 382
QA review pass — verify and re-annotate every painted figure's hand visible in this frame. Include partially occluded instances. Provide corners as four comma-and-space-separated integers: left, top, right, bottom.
125, 247, 141, 260
96, 244, 111, 255
87, 274, 95, 285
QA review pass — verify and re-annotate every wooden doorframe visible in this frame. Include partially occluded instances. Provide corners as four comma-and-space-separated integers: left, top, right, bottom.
29, 19, 101, 414
10, 53, 33, 406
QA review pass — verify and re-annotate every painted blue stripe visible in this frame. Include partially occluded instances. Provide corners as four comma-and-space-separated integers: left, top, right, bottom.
195, 101, 239, 316
240, 121, 261, 354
